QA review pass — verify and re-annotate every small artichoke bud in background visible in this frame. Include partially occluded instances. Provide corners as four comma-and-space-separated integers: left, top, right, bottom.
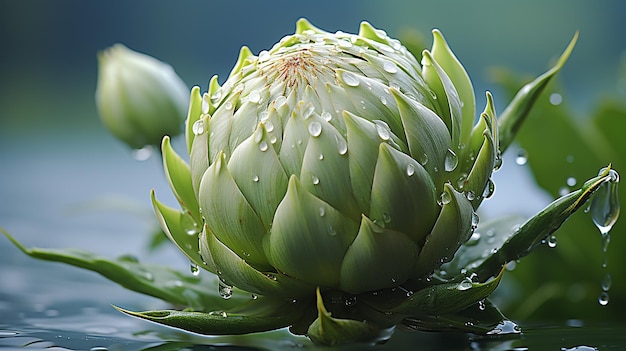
95, 44, 188, 150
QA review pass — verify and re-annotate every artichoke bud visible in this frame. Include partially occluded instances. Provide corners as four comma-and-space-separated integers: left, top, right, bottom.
96, 44, 188, 149
158, 19, 499, 299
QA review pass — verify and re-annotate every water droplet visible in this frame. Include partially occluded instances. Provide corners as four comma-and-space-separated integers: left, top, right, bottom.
248, 90, 261, 104
598, 291, 609, 306
406, 163, 415, 177
438, 191, 451, 206
210, 90, 222, 104
547, 235, 557, 248
374, 120, 391, 140
328, 225, 337, 236
418, 153, 429, 166
192, 119, 206, 135
549, 93, 563, 105
382, 213, 391, 223
258, 110, 269, 122
337, 39, 352, 48
90, 347, 109, 351
345, 296, 357, 306
341, 71, 360, 87
259, 141, 269, 152
444, 149, 458, 172
515, 149, 528, 165
374, 29, 388, 39
321, 111, 332, 121
559, 186, 570, 196
380, 95, 388, 105
224, 101, 233, 110
132, 145, 153, 161
493, 150, 503, 171
478, 299, 486, 311
457, 277, 473, 291
466, 232, 481, 246
591, 168, 620, 235
251, 294, 258, 300
190, 263, 200, 276
264, 121, 274, 133
319, 207, 325, 217
258, 50, 270, 62
471, 211, 480, 229
383, 61, 398, 73
336, 135, 348, 155
274, 95, 287, 107
465, 191, 475, 201
312, 174, 320, 185
601, 273, 612, 291
303, 105, 315, 119
252, 175, 259, 182
428, 89, 437, 100
308, 121, 322, 137
567, 177, 577, 187
218, 278, 233, 299
483, 178, 496, 199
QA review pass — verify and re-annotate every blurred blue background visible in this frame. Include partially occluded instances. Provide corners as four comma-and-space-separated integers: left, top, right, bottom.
1, 0, 626, 343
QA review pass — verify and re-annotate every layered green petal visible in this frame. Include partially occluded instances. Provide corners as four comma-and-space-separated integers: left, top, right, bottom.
198, 152, 270, 269
369, 143, 438, 242
413, 183, 474, 277
339, 215, 420, 294
162, 136, 201, 222
266, 176, 359, 288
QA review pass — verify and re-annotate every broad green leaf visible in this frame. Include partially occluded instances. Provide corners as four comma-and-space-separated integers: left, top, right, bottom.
470, 170, 614, 280
1, 228, 248, 312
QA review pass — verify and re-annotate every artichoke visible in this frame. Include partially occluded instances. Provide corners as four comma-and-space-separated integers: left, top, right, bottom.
5, 19, 618, 346
96, 43, 188, 150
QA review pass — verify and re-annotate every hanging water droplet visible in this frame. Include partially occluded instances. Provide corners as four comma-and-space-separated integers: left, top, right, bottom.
132, 145, 153, 161
483, 178, 496, 199
312, 174, 320, 185
374, 120, 390, 140
218, 278, 233, 299
493, 150, 503, 171
438, 191, 451, 206
598, 291, 610, 306
252, 175, 259, 182
471, 211, 480, 229
341, 71, 360, 87
547, 235, 557, 248
192, 119, 206, 135
515, 149, 528, 165
590, 168, 620, 235
259, 141, 269, 152
190, 263, 200, 276
383, 61, 398, 73
601, 273, 612, 291
308, 121, 322, 137
406, 163, 415, 177
336, 135, 348, 155
321, 111, 332, 121
444, 149, 458, 172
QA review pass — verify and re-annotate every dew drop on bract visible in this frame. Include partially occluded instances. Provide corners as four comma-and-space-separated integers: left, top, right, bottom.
308, 121, 322, 137
438, 191, 451, 206
374, 120, 391, 141
383, 61, 398, 74
321, 111, 332, 122
192, 119, 206, 136
259, 141, 269, 152
457, 277, 473, 291
465, 191, 475, 201
547, 235, 557, 248
252, 175, 259, 182
483, 178, 496, 199
224, 101, 233, 110
258, 50, 270, 62
341, 71, 360, 87
264, 120, 274, 132
406, 163, 415, 177
312, 174, 320, 185
444, 149, 458, 172
274, 95, 287, 107
335, 135, 348, 155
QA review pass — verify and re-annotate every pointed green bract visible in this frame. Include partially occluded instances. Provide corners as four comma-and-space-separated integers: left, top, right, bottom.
497, 32, 578, 153
162, 136, 201, 222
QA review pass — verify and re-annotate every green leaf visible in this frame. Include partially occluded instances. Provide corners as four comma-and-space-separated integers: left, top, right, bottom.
470, 169, 614, 280
1, 227, 248, 311
497, 32, 578, 153
307, 288, 384, 346
391, 268, 504, 317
